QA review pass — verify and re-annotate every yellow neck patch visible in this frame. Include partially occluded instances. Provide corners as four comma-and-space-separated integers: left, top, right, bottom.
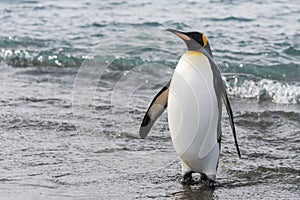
202, 34, 208, 47
185, 51, 204, 56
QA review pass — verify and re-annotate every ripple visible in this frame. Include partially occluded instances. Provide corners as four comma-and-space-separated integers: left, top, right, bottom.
283, 46, 300, 56
205, 16, 254, 22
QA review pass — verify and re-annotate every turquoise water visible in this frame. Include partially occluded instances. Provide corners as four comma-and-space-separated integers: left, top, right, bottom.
0, 0, 299, 199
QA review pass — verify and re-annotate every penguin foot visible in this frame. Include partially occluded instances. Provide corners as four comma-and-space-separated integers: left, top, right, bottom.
207, 179, 219, 188
200, 173, 208, 181
180, 172, 195, 185
200, 174, 219, 188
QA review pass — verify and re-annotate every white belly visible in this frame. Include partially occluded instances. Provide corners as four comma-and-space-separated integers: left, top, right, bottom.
168, 51, 220, 174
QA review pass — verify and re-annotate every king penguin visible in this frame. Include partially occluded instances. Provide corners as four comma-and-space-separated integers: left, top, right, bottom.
139, 29, 241, 186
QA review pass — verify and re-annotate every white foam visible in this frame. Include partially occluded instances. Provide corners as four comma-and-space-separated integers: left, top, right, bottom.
226, 77, 300, 104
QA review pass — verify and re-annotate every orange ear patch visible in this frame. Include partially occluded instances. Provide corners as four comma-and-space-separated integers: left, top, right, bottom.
202, 34, 208, 47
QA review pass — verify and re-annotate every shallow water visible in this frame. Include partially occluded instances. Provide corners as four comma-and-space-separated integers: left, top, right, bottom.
1, 0, 300, 199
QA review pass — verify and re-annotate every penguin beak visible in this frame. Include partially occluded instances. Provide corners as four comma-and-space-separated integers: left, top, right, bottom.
166, 29, 191, 41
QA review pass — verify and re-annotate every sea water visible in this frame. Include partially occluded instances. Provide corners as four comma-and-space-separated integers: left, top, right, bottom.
0, 0, 299, 199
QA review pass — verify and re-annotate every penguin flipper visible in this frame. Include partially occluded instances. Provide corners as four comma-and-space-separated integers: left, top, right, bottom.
139, 80, 170, 138
222, 92, 241, 158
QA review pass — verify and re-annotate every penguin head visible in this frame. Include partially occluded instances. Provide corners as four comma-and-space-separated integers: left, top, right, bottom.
167, 29, 213, 57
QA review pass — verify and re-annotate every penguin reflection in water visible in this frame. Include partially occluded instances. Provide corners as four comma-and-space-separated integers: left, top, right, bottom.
139, 29, 241, 187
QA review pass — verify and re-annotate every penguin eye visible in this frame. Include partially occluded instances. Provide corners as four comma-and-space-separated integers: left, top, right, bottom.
202, 34, 208, 47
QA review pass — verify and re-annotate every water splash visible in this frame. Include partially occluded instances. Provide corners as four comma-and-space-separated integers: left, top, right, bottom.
225, 75, 300, 104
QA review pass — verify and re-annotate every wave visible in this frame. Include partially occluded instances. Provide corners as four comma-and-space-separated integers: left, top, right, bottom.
0, 46, 176, 68
1, 46, 299, 104
0, 36, 52, 48
283, 46, 300, 56
0, 49, 84, 67
225, 75, 300, 104
220, 62, 300, 82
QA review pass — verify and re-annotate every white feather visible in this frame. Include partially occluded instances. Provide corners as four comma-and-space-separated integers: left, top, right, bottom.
168, 51, 220, 177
